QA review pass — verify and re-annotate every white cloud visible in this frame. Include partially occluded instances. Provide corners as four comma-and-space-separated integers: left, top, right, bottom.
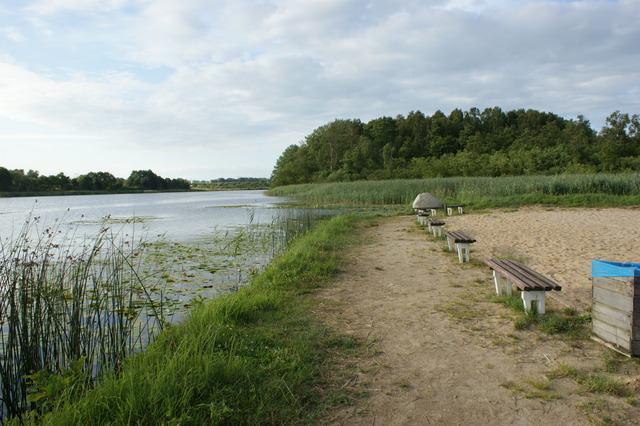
0, 0, 638, 178
3, 26, 25, 42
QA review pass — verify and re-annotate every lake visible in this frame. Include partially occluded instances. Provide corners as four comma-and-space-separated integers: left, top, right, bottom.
0, 190, 337, 418
0, 190, 296, 242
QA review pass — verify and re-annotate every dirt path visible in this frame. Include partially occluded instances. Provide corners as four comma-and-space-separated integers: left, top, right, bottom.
314, 215, 640, 425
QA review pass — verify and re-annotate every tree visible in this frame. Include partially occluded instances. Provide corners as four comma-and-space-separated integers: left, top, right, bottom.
270, 145, 313, 187
597, 111, 640, 170
127, 170, 163, 190
0, 167, 12, 191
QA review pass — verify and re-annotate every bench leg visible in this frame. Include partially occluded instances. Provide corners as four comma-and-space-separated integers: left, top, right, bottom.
458, 206, 464, 214
431, 209, 437, 216
446, 207, 453, 215
456, 243, 470, 262
432, 226, 442, 237
521, 291, 546, 315
446, 236, 454, 251
492, 271, 512, 295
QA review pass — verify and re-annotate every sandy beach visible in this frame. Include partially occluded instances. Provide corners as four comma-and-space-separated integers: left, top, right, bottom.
444, 206, 640, 311
315, 207, 640, 425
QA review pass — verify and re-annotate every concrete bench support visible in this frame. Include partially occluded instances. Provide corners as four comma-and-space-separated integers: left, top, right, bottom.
492, 270, 513, 296
426, 218, 445, 237
444, 231, 476, 263
446, 205, 465, 215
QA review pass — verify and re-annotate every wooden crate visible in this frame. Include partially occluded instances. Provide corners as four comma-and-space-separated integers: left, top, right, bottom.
592, 274, 640, 357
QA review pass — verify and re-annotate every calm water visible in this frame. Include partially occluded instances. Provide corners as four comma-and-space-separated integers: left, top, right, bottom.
0, 190, 294, 242
0, 191, 341, 418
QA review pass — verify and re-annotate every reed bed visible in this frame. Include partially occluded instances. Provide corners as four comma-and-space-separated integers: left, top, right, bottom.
0, 207, 335, 422
267, 173, 640, 207
0, 216, 163, 419
35, 214, 363, 425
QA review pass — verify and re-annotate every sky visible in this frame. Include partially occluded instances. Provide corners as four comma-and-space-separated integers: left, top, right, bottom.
0, 0, 638, 180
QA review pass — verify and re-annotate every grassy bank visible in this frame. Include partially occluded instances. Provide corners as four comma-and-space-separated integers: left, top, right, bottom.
267, 173, 640, 208
29, 214, 364, 425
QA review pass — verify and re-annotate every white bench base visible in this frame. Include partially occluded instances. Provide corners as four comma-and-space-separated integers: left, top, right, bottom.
446, 206, 464, 215
446, 237, 470, 262
492, 270, 547, 314
455, 243, 470, 263
521, 290, 546, 314
428, 223, 443, 237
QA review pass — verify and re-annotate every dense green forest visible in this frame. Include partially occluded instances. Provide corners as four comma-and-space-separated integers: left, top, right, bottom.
0, 168, 191, 193
270, 108, 640, 187
191, 177, 270, 191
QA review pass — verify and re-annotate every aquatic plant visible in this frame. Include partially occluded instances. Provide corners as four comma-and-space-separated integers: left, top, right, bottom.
0, 216, 163, 419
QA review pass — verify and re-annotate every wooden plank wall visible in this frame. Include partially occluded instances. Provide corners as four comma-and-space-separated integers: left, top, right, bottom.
592, 275, 640, 357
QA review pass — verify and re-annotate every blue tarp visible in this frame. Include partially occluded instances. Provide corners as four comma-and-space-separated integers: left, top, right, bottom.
592, 260, 640, 278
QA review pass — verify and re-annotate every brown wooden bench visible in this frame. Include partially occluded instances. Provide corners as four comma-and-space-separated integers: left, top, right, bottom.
443, 231, 476, 263
426, 218, 445, 236
484, 258, 562, 314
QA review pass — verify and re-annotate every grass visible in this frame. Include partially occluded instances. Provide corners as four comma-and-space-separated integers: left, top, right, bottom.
548, 364, 632, 398
0, 216, 164, 419
491, 293, 591, 338
501, 380, 562, 401
25, 214, 369, 425
267, 173, 640, 208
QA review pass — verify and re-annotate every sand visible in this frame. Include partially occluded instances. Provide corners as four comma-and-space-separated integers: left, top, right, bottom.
314, 207, 640, 425
445, 206, 640, 312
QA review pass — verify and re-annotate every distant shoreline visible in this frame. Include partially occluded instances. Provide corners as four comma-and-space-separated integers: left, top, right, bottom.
0, 187, 271, 198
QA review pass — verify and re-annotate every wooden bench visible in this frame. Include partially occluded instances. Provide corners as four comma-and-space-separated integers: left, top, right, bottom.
484, 259, 562, 314
426, 218, 445, 237
446, 204, 465, 215
444, 231, 476, 263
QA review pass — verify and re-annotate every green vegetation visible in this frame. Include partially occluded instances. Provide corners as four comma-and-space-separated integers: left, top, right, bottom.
21, 214, 365, 424
0, 168, 190, 195
0, 218, 164, 419
267, 173, 640, 208
548, 364, 632, 398
191, 177, 270, 191
270, 108, 639, 186
492, 294, 591, 337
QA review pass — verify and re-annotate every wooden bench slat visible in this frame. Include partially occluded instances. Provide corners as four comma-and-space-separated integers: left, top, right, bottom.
443, 231, 476, 243
484, 259, 561, 292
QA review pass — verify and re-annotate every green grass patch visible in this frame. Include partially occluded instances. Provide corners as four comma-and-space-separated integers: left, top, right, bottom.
548, 364, 632, 398
492, 293, 591, 337
28, 214, 369, 425
267, 174, 640, 209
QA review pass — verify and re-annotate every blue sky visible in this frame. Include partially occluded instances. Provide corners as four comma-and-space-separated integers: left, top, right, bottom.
0, 0, 638, 180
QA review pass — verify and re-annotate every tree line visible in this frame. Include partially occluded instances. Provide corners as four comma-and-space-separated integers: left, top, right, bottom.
191, 177, 270, 191
0, 168, 191, 193
270, 108, 640, 187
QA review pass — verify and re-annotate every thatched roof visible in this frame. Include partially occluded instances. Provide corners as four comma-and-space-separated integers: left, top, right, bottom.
412, 193, 443, 209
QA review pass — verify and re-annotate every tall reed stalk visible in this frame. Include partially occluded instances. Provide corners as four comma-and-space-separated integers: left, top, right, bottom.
0, 216, 163, 420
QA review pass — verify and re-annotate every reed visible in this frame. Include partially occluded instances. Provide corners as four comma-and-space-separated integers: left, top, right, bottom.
34, 214, 364, 425
0, 216, 163, 419
266, 173, 640, 207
